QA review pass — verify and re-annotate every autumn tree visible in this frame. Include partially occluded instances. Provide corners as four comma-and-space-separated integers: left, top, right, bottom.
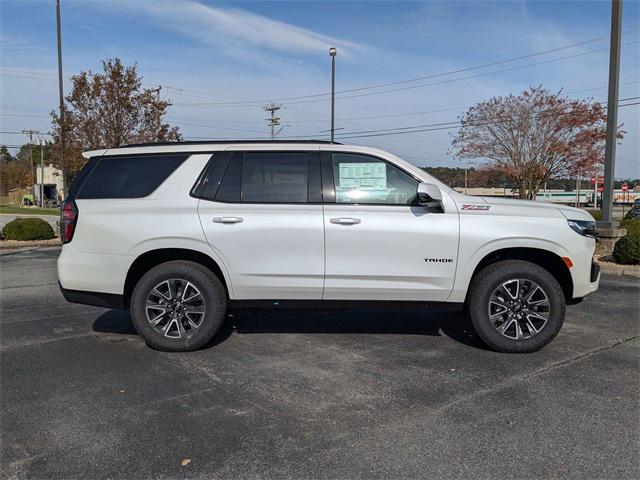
0, 144, 34, 193
452, 86, 622, 200
50, 58, 180, 182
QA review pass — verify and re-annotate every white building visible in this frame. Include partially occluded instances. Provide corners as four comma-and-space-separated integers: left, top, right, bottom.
36, 163, 65, 199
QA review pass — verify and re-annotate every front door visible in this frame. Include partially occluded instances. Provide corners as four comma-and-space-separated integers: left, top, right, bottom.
197, 150, 325, 299
322, 152, 459, 301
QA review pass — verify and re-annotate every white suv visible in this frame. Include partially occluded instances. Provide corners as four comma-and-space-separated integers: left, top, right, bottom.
57, 141, 600, 353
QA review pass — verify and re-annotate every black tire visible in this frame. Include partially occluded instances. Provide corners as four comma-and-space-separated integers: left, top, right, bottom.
130, 260, 226, 352
467, 260, 566, 353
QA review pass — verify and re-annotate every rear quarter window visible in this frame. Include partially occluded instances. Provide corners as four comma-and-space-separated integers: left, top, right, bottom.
77, 154, 189, 199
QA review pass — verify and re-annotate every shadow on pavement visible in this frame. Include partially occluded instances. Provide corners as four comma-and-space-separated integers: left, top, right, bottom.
92, 306, 488, 351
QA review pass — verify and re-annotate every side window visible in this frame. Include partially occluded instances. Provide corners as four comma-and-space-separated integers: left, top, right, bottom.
331, 153, 418, 205
215, 152, 242, 202
77, 154, 188, 199
213, 151, 320, 203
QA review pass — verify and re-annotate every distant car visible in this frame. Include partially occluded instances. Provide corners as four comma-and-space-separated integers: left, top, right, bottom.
57, 140, 600, 353
625, 199, 640, 220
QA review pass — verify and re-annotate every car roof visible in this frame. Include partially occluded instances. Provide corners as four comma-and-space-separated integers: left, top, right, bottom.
83, 140, 340, 158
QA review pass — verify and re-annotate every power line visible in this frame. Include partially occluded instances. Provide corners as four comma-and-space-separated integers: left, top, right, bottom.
282, 97, 639, 140
0, 113, 50, 118
166, 118, 267, 134
333, 101, 640, 141
274, 81, 640, 125
3, 80, 637, 127
172, 35, 639, 107
0, 130, 52, 135
280, 41, 640, 106
147, 84, 256, 103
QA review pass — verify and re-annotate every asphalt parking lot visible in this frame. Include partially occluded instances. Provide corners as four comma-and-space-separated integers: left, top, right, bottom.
1, 247, 638, 479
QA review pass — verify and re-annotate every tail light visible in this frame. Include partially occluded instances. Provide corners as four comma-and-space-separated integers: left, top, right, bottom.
60, 200, 78, 244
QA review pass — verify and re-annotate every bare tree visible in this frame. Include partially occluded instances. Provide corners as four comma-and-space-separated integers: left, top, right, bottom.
452, 86, 623, 200
50, 58, 180, 181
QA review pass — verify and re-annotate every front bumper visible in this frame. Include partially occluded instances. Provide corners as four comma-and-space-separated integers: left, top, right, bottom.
590, 260, 600, 283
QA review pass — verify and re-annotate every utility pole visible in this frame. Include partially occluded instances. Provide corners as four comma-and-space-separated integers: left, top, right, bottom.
56, 0, 67, 196
464, 167, 468, 195
264, 103, 281, 140
39, 137, 45, 207
329, 47, 337, 143
21, 129, 39, 200
601, 0, 623, 227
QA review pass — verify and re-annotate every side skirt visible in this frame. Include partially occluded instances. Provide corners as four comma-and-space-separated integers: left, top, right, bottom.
228, 299, 464, 311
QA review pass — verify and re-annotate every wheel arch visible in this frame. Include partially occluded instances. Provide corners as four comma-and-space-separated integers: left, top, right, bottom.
466, 247, 573, 302
123, 248, 231, 308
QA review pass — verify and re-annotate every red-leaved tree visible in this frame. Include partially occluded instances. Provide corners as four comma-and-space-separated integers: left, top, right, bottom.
50, 58, 181, 183
452, 86, 623, 199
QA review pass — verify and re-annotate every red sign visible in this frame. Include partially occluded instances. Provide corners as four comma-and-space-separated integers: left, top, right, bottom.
591, 177, 604, 185
622, 184, 629, 192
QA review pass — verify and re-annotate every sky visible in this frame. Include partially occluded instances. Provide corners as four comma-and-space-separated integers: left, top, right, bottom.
1, 0, 639, 178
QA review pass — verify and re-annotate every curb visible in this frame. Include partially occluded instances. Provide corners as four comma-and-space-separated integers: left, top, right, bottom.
0, 239, 62, 249
595, 257, 640, 278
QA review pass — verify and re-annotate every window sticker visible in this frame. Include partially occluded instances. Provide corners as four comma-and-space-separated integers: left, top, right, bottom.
336, 162, 387, 201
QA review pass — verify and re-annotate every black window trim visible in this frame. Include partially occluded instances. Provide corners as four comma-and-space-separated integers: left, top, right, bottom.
190, 152, 232, 199
196, 150, 324, 205
321, 151, 424, 207
76, 152, 192, 200
66, 156, 100, 201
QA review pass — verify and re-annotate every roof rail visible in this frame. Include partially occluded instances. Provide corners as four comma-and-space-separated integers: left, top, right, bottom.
117, 140, 342, 148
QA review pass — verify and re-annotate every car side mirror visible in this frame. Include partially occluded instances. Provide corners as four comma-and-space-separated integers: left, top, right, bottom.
417, 182, 443, 209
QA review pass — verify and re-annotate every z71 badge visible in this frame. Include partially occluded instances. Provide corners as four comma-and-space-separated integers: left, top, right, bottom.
461, 204, 491, 211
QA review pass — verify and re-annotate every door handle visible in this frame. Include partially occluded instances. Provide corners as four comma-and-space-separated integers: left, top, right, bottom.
330, 217, 361, 225
213, 217, 244, 224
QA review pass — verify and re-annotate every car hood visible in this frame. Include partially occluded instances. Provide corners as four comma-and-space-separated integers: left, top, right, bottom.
452, 194, 593, 221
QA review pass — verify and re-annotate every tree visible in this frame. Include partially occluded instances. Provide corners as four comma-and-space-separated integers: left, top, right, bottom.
0, 145, 13, 163
451, 86, 623, 200
0, 144, 32, 192
50, 58, 180, 182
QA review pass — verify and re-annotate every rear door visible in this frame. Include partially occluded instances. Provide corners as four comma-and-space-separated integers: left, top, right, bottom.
322, 152, 459, 301
197, 149, 325, 299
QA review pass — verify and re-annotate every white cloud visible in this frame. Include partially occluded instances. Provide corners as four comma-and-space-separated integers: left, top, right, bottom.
111, 0, 360, 58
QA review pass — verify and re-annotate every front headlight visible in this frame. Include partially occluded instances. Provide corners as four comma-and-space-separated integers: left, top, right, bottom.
567, 219, 597, 238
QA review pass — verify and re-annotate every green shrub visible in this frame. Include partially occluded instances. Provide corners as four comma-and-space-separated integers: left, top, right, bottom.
620, 218, 640, 237
586, 210, 602, 221
1, 217, 55, 241
613, 231, 640, 265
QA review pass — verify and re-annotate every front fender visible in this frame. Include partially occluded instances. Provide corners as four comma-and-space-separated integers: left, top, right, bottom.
448, 236, 571, 302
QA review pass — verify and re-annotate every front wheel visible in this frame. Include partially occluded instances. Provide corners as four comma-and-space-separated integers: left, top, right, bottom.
130, 261, 227, 352
467, 260, 566, 353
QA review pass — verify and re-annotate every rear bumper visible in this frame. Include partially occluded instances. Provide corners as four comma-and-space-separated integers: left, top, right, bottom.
57, 244, 131, 295
59, 282, 125, 309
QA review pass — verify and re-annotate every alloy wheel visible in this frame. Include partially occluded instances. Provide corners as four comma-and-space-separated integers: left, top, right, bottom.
487, 278, 550, 340
145, 279, 206, 338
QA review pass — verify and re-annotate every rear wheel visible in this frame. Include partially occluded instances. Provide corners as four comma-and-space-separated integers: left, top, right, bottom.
467, 260, 566, 353
130, 261, 226, 351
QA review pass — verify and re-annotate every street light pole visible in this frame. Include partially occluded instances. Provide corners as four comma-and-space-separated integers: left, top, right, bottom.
601, 0, 623, 227
56, 0, 67, 196
329, 47, 337, 143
